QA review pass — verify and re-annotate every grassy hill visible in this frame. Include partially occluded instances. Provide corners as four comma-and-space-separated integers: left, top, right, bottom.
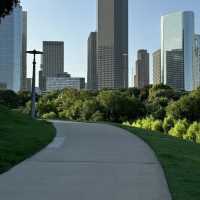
0, 106, 55, 174
120, 125, 200, 200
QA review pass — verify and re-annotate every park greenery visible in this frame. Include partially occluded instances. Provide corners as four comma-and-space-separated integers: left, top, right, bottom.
119, 125, 200, 200
0, 105, 55, 174
1, 84, 200, 144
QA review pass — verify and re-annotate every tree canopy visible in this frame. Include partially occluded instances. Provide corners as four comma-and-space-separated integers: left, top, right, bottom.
0, 0, 19, 18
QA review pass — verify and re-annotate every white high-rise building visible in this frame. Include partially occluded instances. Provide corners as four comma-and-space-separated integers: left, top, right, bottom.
193, 34, 200, 90
161, 11, 194, 91
0, 5, 23, 92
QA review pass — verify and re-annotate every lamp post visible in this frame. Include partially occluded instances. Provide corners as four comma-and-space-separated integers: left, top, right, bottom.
26, 50, 43, 119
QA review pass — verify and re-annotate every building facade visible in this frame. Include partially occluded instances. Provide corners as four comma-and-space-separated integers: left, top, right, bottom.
96, 0, 128, 90
166, 49, 184, 90
21, 11, 27, 91
46, 76, 85, 92
153, 49, 161, 85
161, 11, 194, 91
135, 50, 149, 89
193, 34, 200, 89
87, 32, 97, 90
0, 5, 23, 92
41, 41, 64, 77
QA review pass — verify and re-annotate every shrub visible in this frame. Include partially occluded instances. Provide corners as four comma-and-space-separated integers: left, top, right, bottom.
169, 119, 189, 138
132, 117, 154, 131
163, 116, 175, 133
152, 120, 163, 132
91, 111, 104, 122
184, 122, 200, 143
42, 112, 57, 120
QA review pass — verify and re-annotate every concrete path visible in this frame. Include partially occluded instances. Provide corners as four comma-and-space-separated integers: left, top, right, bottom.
0, 121, 172, 200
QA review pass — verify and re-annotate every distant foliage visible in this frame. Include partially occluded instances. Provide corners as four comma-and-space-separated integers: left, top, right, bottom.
0, 0, 19, 18
166, 88, 200, 122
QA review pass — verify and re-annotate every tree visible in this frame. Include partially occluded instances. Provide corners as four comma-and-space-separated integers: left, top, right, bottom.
0, 0, 19, 18
17, 91, 31, 107
97, 90, 146, 122
0, 90, 19, 108
166, 92, 200, 122
81, 99, 99, 121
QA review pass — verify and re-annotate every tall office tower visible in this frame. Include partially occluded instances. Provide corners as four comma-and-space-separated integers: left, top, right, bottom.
96, 0, 128, 90
153, 49, 161, 85
87, 32, 97, 90
193, 34, 200, 90
161, 11, 194, 91
0, 5, 23, 92
41, 41, 64, 77
21, 11, 27, 90
135, 50, 149, 89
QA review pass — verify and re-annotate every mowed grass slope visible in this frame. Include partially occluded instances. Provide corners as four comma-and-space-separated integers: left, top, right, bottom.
0, 106, 55, 174
120, 125, 200, 200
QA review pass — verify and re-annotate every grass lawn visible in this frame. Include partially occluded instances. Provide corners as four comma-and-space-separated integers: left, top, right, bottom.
0, 105, 56, 174
119, 125, 200, 200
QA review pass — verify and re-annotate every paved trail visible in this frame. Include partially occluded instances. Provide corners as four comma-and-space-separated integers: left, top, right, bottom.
0, 121, 171, 200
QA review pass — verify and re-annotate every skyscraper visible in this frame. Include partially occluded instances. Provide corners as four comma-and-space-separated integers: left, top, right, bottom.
166, 49, 184, 90
21, 11, 27, 91
41, 41, 64, 77
135, 50, 149, 89
161, 11, 194, 91
153, 49, 161, 85
0, 5, 23, 92
193, 34, 200, 90
96, 0, 128, 90
87, 32, 97, 90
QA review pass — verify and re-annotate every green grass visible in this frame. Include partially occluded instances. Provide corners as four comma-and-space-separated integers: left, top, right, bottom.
0, 105, 56, 174
118, 125, 200, 200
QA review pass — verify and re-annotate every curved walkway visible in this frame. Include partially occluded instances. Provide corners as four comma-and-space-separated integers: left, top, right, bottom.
0, 121, 171, 200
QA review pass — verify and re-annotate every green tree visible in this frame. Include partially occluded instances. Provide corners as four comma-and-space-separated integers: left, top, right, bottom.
0, 0, 19, 18
17, 91, 31, 107
166, 92, 200, 122
81, 99, 99, 121
0, 90, 19, 108
97, 90, 146, 122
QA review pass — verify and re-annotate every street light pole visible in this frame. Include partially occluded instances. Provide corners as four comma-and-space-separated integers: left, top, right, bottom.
26, 50, 43, 119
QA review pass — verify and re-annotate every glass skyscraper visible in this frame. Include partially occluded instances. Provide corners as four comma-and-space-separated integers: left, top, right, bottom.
161, 11, 194, 91
0, 6, 23, 92
193, 34, 200, 89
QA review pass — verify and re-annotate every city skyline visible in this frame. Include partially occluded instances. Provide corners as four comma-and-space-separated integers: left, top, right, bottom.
21, 0, 200, 86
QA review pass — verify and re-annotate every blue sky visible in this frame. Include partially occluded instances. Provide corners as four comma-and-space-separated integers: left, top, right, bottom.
21, 0, 200, 86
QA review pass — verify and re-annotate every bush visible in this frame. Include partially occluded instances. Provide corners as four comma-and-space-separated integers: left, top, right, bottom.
152, 120, 163, 132
42, 112, 57, 120
163, 116, 175, 133
132, 117, 155, 131
184, 122, 200, 143
91, 111, 104, 122
169, 119, 189, 138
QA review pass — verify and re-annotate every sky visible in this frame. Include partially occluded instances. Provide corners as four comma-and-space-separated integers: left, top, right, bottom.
21, 0, 200, 86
